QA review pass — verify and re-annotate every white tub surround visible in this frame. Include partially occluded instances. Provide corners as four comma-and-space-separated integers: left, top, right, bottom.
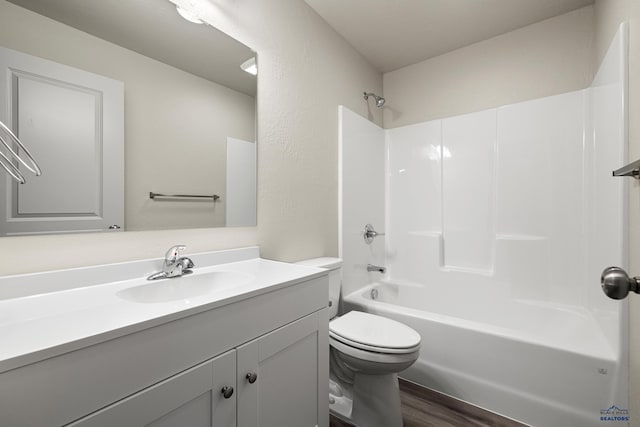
339, 23, 628, 427
0, 246, 330, 427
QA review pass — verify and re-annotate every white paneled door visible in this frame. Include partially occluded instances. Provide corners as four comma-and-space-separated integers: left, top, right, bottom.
0, 47, 124, 235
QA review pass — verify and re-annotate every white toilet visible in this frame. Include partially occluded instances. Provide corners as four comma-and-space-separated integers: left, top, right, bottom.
297, 258, 421, 427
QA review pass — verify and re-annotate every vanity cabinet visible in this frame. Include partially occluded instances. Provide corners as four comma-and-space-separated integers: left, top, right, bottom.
68, 350, 237, 427
67, 311, 328, 427
0, 273, 329, 427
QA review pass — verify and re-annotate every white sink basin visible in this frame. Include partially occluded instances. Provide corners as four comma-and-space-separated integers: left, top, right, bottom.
117, 271, 254, 303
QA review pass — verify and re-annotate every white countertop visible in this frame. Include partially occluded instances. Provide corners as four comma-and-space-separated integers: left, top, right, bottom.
0, 248, 326, 373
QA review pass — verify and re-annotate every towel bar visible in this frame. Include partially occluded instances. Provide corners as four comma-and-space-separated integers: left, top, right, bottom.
149, 192, 220, 201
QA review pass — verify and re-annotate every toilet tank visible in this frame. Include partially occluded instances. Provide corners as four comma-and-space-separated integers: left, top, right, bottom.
296, 257, 342, 318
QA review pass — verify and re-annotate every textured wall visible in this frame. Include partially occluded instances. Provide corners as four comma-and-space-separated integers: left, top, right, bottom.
208, 0, 383, 262
0, 0, 382, 275
382, 6, 595, 128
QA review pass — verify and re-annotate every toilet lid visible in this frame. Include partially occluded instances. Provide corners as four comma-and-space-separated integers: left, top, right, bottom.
329, 311, 421, 352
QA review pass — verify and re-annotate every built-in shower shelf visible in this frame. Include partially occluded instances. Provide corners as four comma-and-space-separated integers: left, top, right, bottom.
612, 159, 640, 179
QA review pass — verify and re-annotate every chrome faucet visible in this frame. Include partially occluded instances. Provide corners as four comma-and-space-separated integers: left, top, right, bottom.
367, 264, 386, 274
363, 224, 385, 245
147, 245, 194, 280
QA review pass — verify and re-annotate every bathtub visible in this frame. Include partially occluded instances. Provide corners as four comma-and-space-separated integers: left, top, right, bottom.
343, 280, 627, 427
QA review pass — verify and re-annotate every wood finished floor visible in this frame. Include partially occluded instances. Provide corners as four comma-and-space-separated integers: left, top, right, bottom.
329, 379, 529, 427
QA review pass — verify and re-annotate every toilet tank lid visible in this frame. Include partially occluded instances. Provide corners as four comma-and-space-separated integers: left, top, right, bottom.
295, 257, 343, 270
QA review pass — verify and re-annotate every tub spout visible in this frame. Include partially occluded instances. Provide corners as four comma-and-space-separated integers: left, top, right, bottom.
367, 264, 386, 274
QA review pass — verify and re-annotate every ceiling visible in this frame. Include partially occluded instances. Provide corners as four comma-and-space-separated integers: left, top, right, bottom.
305, 0, 595, 73
7, 0, 256, 96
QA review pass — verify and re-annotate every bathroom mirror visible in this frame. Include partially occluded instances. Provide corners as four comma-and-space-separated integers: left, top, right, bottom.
0, 0, 257, 235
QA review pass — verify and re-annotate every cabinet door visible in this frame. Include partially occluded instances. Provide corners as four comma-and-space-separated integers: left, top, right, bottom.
68, 350, 236, 427
237, 309, 329, 427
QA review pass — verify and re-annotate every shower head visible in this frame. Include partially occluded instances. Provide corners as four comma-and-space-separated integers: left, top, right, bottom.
363, 92, 385, 108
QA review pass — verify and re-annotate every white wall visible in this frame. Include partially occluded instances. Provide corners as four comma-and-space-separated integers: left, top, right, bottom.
212, 0, 383, 263
383, 6, 595, 128
0, 1, 256, 232
0, 0, 382, 275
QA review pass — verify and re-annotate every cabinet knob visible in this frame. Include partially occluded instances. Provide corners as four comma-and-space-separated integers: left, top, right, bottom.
246, 372, 258, 384
221, 386, 234, 399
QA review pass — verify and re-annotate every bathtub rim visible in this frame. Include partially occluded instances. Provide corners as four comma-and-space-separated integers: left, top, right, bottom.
344, 282, 620, 363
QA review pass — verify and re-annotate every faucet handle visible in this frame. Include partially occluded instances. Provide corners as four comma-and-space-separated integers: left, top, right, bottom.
364, 224, 385, 244
165, 245, 186, 263
179, 257, 195, 270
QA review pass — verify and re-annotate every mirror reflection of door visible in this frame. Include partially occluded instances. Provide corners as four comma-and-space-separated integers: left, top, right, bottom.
226, 137, 256, 227
0, 46, 124, 236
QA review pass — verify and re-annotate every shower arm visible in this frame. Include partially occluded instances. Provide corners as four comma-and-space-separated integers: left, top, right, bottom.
363, 92, 385, 107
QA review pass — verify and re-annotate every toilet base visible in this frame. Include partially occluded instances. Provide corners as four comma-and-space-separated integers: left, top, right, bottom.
352, 372, 403, 427
329, 374, 403, 427
329, 379, 354, 422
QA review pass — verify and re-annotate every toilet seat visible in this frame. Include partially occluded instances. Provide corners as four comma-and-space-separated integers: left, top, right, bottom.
330, 335, 420, 367
329, 311, 421, 354
330, 332, 420, 354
